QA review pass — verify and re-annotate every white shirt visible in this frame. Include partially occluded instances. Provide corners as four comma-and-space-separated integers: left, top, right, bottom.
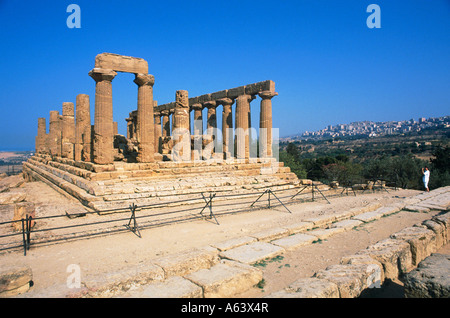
423, 170, 430, 182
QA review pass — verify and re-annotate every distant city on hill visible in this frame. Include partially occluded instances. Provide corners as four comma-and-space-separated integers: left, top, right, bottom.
282, 115, 450, 141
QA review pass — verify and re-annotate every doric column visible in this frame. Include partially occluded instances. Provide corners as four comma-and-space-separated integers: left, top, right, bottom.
75, 94, 91, 162
160, 110, 170, 137
204, 101, 218, 154
235, 94, 252, 159
134, 73, 155, 163
191, 103, 203, 161
172, 90, 190, 161
61, 102, 75, 160
191, 103, 203, 136
217, 98, 234, 159
36, 118, 47, 154
258, 91, 277, 158
154, 111, 162, 154
89, 68, 117, 164
49, 111, 62, 157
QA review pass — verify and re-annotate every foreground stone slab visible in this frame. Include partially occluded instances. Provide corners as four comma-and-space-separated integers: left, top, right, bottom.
211, 236, 257, 252
251, 227, 289, 242
330, 219, 363, 231
185, 260, 263, 298
352, 210, 384, 223
219, 242, 284, 264
265, 277, 339, 298
82, 263, 165, 297
0, 266, 33, 297
271, 233, 316, 250
404, 253, 450, 298
283, 221, 314, 235
153, 246, 220, 278
404, 205, 431, 213
139, 276, 202, 298
307, 227, 346, 240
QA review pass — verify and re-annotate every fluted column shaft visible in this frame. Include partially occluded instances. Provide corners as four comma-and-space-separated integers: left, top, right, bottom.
259, 91, 277, 158
36, 118, 47, 153
154, 111, 162, 154
172, 90, 190, 161
235, 94, 252, 159
134, 73, 155, 163
160, 110, 170, 137
49, 111, 62, 157
204, 101, 218, 154
217, 98, 234, 159
61, 102, 75, 159
75, 94, 91, 161
89, 68, 117, 164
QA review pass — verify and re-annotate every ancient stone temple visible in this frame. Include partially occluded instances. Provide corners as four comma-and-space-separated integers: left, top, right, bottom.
23, 53, 298, 211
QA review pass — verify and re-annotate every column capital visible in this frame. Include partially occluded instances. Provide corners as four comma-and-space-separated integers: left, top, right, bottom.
88, 68, 117, 82
134, 73, 155, 87
160, 110, 170, 116
216, 97, 235, 106
153, 111, 161, 117
237, 94, 256, 103
258, 90, 278, 100
203, 100, 217, 109
191, 103, 204, 111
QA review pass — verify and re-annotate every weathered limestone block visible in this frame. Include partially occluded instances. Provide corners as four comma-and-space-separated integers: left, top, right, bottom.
340, 254, 385, 286
331, 219, 363, 231
307, 227, 346, 240
433, 212, 450, 242
219, 242, 284, 265
251, 227, 289, 242
185, 260, 263, 298
0, 191, 26, 205
244, 80, 275, 95
422, 219, 447, 250
211, 236, 257, 252
0, 266, 33, 297
283, 221, 315, 235
356, 238, 413, 280
390, 226, 438, 266
153, 247, 219, 278
94, 53, 148, 74
139, 276, 202, 298
273, 277, 340, 298
404, 253, 450, 298
80, 262, 165, 297
11, 202, 35, 231
271, 233, 316, 250
314, 262, 383, 298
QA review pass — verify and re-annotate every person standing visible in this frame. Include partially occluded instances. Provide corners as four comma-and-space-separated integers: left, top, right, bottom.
422, 167, 430, 192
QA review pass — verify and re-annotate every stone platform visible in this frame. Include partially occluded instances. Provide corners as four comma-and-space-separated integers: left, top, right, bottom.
22, 154, 298, 212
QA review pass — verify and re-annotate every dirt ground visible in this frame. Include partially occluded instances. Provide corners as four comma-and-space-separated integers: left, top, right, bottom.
0, 179, 447, 298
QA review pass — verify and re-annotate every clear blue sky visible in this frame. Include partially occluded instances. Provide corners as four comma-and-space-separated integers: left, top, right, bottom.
0, 0, 449, 150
